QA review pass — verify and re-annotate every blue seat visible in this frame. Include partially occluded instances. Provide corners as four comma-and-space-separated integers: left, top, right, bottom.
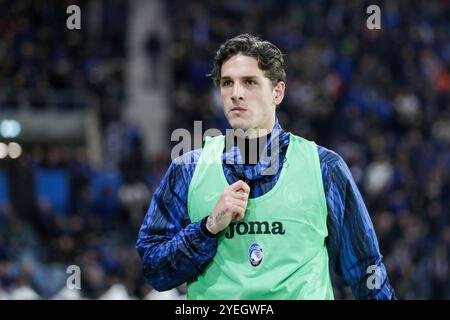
35, 168, 70, 214
0, 171, 9, 205
90, 170, 122, 217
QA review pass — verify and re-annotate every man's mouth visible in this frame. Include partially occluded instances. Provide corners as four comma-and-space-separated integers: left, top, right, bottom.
231, 106, 247, 113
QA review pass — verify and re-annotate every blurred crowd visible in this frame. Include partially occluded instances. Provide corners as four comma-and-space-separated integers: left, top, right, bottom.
0, 0, 167, 299
0, 0, 126, 126
0, 0, 449, 299
0, 140, 178, 299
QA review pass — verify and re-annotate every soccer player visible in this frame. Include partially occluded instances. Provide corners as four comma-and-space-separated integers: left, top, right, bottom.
136, 34, 396, 299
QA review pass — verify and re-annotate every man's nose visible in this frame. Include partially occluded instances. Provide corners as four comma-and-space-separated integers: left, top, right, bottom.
231, 83, 244, 101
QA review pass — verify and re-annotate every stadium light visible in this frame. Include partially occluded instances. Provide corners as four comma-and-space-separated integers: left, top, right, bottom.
0, 143, 7, 159
8, 142, 22, 159
0, 120, 22, 138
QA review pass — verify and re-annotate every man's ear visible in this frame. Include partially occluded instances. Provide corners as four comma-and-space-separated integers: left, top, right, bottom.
273, 81, 285, 105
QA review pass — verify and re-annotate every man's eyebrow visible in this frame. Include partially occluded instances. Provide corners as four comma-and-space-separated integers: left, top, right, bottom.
220, 75, 259, 80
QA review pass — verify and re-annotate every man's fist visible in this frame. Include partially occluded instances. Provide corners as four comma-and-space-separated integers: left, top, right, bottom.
205, 180, 250, 235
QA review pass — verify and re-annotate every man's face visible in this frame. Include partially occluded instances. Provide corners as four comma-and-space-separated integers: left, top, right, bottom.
220, 54, 285, 137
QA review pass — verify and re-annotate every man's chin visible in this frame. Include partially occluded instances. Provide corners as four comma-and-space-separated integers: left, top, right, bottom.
229, 124, 264, 139
229, 120, 251, 132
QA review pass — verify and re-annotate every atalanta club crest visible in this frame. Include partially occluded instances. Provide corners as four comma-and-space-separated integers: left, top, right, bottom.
248, 243, 264, 267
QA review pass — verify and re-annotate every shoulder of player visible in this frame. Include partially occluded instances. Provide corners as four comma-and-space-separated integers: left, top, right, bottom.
316, 144, 348, 172
172, 134, 224, 166
172, 148, 203, 166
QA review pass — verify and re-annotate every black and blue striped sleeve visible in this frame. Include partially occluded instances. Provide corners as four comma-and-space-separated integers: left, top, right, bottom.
135, 150, 218, 291
318, 146, 396, 300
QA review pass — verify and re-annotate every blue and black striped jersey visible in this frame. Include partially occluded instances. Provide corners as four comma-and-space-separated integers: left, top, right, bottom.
136, 119, 396, 299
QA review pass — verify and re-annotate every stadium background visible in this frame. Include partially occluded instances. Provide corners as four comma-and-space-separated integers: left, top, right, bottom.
0, 0, 449, 299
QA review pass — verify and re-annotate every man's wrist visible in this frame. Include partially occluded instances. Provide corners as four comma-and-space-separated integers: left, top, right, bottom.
201, 216, 217, 238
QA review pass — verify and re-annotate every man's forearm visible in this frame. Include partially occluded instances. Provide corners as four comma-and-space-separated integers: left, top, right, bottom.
137, 220, 218, 291
321, 149, 396, 299
346, 258, 396, 299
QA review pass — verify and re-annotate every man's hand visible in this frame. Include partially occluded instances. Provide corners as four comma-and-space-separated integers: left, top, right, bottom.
206, 180, 250, 235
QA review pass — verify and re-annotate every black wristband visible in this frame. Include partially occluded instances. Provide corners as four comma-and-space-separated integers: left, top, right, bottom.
201, 216, 217, 238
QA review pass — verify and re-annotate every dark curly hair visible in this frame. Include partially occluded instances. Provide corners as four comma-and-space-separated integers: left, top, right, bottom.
209, 34, 286, 87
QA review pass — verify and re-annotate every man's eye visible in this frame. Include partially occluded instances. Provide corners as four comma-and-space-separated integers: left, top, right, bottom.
222, 80, 232, 87
245, 79, 256, 85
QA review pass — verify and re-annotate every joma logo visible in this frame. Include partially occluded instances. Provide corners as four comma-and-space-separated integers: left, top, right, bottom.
225, 221, 285, 239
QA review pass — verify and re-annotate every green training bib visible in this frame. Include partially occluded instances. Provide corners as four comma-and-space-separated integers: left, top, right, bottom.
187, 133, 334, 300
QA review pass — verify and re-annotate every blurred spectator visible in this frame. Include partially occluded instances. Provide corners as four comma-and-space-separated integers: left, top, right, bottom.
144, 31, 164, 87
